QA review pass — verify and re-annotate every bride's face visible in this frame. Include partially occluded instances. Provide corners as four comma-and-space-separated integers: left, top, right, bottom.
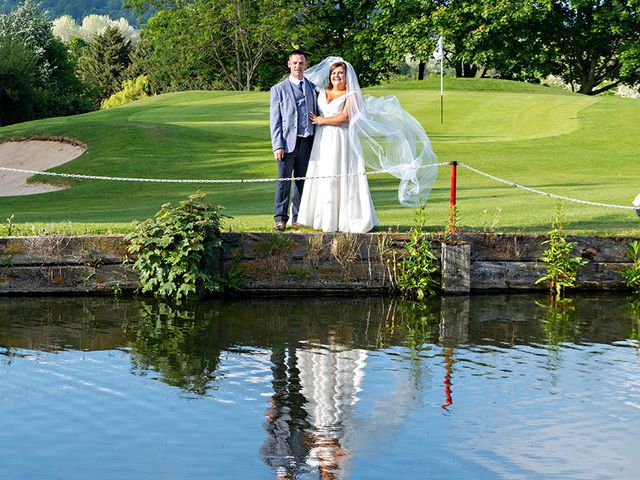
330, 66, 346, 89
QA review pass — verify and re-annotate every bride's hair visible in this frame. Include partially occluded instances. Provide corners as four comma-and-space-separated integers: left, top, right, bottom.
326, 62, 347, 90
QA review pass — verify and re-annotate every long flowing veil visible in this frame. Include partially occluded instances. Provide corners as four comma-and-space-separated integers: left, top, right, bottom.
304, 56, 438, 206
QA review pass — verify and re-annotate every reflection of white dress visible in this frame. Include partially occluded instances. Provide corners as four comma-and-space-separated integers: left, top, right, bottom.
297, 345, 367, 478
297, 89, 379, 233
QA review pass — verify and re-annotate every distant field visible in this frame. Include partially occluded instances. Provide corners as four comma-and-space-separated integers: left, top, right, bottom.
1, 77, 639, 234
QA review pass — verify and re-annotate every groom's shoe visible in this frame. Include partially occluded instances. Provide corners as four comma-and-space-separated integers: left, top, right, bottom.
274, 220, 286, 231
291, 222, 303, 228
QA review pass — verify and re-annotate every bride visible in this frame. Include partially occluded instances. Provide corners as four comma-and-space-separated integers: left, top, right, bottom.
297, 60, 377, 233
297, 57, 439, 234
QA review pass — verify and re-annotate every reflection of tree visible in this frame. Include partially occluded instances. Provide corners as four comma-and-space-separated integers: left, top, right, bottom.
389, 299, 438, 350
388, 299, 438, 397
125, 301, 223, 396
626, 299, 640, 352
536, 298, 584, 345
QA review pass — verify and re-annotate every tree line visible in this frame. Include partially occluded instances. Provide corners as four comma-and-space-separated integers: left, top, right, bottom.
1, 0, 638, 127
0, 0, 140, 22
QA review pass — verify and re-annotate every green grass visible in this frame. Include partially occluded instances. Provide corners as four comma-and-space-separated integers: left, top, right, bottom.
1, 79, 639, 235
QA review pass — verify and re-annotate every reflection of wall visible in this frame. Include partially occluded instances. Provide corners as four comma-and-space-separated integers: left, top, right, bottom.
439, 296, 470, 346
0, 297, 138, 351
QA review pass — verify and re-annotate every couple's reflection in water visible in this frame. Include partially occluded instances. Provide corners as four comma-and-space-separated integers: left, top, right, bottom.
261, 344, 363, 479
258, 296, 471, 479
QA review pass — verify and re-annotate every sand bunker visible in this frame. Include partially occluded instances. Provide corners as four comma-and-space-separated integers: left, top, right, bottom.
0, 140, 86, 196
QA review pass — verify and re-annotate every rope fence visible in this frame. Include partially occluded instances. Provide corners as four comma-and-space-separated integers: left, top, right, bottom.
1, 160, 637, 212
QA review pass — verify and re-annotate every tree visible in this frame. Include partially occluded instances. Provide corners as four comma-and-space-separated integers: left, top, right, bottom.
372, 0, 439, 80
198, 0, 305, 91
80, 14, 140, 44
302, 0, 398, 87
77, 25, 132, 103
547, 0, 640, 94
0, 1, 92, 123
0, 39, 37, 125
0, 0, 57, 83
373, 0, 640, 92
52, 14, 81, 43
432, 0, 555, 80
135, 7, 225, 92
131, 0, 306, 92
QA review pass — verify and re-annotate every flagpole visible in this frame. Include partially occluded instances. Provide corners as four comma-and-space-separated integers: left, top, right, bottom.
440, 54, 444, 124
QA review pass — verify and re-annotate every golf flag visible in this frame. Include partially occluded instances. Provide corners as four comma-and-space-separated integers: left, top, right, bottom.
433, 35, 443, 60
433, 35, 444, 123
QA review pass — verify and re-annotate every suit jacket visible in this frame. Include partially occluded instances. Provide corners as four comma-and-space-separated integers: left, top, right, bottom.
270, 77, 318, 153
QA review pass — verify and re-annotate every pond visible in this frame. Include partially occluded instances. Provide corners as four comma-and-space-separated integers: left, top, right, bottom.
1, 294, 639, 479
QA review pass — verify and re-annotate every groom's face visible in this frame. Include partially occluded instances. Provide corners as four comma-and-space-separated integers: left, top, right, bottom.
288, 54, 306, 80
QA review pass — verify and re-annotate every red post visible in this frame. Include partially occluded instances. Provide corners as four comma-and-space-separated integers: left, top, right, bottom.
449, 161, 457, 229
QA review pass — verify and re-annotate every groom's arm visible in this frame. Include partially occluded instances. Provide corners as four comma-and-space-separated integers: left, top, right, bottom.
269, 86, 285, 160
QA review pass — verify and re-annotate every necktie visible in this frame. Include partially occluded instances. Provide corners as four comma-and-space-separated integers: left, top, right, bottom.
298, 81, 304, 94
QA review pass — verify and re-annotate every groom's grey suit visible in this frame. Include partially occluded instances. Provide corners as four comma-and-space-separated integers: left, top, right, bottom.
270, 76, 318, 224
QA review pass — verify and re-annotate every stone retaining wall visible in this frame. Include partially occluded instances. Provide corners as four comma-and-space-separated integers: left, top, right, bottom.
0, 233, 636, 294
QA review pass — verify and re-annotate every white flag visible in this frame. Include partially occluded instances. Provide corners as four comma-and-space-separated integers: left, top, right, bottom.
433, 35, 443, 61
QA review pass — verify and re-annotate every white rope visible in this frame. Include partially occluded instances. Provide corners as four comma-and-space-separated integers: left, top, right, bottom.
458, 162, 637, 210
2, 161, 635, 211
0, 162, 449, 184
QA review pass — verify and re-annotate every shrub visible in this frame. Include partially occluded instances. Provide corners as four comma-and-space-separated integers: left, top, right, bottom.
126, 192, 228, 302
101, 75, 149, 109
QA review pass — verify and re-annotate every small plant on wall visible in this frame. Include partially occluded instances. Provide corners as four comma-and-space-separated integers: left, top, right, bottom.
126, 192, 227, 302
621, 240, 640, 294
396, 199, 439, 299
536, 202, 587, 298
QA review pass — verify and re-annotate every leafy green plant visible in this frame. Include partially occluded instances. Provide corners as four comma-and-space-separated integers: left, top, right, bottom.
3, 215, 15, 236
396, 199, 439, 299
221, 246, 246, 292
621, 240, 640, 294
536, 202, 588, 298
125, 192, 227, 302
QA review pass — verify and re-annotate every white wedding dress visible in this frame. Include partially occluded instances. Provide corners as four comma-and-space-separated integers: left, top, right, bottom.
297, 89, 379, 233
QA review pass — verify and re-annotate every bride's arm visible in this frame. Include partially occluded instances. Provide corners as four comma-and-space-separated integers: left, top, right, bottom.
309, 98, 350, 126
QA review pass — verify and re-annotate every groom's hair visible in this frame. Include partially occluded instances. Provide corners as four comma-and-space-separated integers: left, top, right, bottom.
289, 49, 307, 59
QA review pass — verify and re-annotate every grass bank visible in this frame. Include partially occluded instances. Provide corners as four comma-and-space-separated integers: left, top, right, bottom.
1, 78, 639, 234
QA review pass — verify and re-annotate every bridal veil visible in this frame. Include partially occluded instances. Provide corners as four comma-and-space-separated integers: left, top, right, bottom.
304, 56, 438, 207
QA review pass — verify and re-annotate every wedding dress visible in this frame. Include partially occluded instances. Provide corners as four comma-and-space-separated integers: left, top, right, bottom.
297, 88, 379, 233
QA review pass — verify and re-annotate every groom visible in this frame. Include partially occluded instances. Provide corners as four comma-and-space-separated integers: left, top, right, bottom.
270, 49, 317, 231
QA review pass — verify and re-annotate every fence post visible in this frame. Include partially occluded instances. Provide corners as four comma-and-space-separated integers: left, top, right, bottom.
449, 161, 457, 231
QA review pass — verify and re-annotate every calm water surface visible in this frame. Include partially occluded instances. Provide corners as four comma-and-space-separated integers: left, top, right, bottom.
1, 294, 639, 479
